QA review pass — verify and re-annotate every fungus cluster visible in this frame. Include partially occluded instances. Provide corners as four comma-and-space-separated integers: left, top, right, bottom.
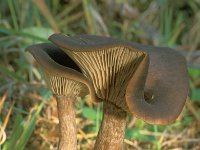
26, 34, 189, 150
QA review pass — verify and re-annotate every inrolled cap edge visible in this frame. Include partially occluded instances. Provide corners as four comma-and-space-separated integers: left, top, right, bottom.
126, 46, 189, 125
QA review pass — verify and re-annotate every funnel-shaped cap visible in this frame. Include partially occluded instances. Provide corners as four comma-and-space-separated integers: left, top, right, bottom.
26, 43, 96, 98
49, 34, 189, 125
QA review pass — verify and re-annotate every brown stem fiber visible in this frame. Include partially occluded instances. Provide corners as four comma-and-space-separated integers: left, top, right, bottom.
56, 95, 77, 150
94, 102, 127, 150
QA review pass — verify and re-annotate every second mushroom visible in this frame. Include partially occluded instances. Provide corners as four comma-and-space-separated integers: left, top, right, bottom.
26, 43, 96, 150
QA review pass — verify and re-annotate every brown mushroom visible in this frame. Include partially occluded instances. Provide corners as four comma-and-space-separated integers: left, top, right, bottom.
49, 34, 189, 149
26, 43, 96, 150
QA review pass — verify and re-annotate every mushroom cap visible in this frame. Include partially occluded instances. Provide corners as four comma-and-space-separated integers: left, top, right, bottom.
49, 33, 146, 110
26, 43, 96, 98
125, 43, 189, 125
49, 34, 189, 125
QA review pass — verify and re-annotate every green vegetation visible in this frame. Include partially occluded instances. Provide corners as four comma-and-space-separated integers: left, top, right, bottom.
0, 0, 200, 149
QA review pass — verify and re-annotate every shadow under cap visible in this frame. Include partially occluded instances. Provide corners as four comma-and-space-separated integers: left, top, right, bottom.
49, 34, 189, 125
26, 43, 96, 98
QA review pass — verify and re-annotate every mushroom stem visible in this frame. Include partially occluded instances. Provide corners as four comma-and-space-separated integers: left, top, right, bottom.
94, 102, 127, 150
56, 95, 77, 150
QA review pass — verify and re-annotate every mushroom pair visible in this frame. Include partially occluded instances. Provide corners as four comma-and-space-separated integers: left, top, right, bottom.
26, 34, 189, 150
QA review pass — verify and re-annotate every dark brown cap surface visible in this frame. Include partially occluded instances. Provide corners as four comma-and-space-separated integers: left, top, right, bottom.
126, 44, 189, 125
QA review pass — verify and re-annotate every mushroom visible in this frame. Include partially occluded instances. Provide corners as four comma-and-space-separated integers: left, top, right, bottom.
48, 34, 188, 149
26, 43, 96, 150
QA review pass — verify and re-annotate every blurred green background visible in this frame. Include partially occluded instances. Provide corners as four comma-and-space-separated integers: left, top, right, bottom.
0, 0, 200, 149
